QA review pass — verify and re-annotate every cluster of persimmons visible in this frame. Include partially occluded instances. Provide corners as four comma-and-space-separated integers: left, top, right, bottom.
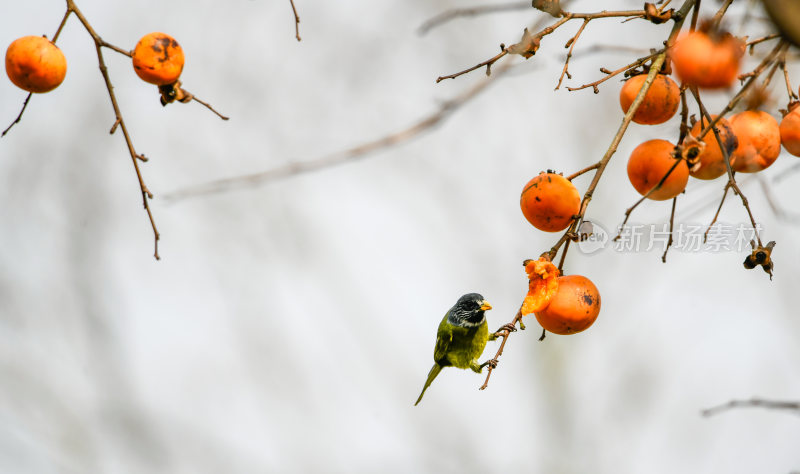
5, 32, 186, 99
517, 25, 796, 338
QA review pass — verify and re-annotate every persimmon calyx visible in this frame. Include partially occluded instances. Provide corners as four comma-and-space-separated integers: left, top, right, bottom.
520, 256, 560, 315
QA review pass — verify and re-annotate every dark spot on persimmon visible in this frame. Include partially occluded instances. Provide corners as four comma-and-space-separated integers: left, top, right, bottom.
582, 292, 594, 306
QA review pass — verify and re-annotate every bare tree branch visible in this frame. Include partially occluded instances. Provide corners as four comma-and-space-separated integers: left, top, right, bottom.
418, 2, 530, 35
702, 398, 800, 417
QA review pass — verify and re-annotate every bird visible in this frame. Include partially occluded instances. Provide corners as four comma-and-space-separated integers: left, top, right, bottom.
414, 293, 495, 406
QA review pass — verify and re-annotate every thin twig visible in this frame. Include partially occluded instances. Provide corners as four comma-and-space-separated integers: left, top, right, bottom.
613, 158, 683, 241
782, 52, 798, 101
1, 93, 32, 137
51, 8, 73, 42
479, 310, 523, 391
67, 0, 161, 259
437, 9, 646, 83
709, 0, 734, 30
418, 1, 529, 35
192, 95, 230, 120
703, 181, 731, 243
567, 49, 662, 93
555, 19, 589, 90
677, 86, 689, 143
557, 239, 571, 271
566, 162, 600, 180
661, 197, 677, 262
288, 0, 301, 41
746, 33, 781, 50
436, 48, 510, 83
701, 398, 800, 417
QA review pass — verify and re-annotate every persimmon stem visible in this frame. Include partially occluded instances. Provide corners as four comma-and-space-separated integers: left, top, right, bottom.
703, 181, 732, 244
288, 0, 301, 41
662, 197, 678, 263
566, 163, 600, 180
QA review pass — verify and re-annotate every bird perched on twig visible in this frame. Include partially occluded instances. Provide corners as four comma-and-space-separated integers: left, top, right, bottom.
415, 293, 495, 406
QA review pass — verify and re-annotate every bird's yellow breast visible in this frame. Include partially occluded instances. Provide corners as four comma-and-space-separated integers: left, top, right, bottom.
436, 320, 489, 369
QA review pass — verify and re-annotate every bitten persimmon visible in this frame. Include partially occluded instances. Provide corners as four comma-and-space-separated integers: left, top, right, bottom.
132, 32, 184, 85
729, 110, 781, 173
619, 73, 680, 125
534, 274, 600, 335
5, 36, 67, 93
779, 105, 800, 156
520, 172, 580, 232
671, 31, 743, 89
627, 139, 688, 200
521, 257, 560, 316
689, 115, 737, 180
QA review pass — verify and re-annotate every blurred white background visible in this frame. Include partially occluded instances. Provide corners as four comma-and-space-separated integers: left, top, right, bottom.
1, 1, 799, 473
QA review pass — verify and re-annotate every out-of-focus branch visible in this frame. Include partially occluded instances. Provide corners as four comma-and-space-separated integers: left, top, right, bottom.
702, 398, 800, 417
418, 1, 530, 35
163, 60, 516, 203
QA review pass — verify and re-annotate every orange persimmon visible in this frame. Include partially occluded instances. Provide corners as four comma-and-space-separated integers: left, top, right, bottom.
534, 274, 600, 335
5, 36, 67, 93
729, 110, 781, 173
627, 139, 688, 200
132, 32, 184, 85
619, 73, 680, 125
671, 31, 743, 89
520, 172, 580, 232
688, 115, 738, 180
779, 105, 800, 156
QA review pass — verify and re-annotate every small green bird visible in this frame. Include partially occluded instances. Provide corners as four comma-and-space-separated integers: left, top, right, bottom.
415, 293, 495, 406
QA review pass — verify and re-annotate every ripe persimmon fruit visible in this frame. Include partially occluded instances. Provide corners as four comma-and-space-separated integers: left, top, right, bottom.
729, 110, 781, 173
132, 32, 184, 85
619, 73, 680, 125
671, 31, 743, 89
689, 115, 738, 180
520, 172, 580, 232
627, 139, 688, 200
5, 36, 67, 93
779, 105, 800, 156
534, 274, 600, 335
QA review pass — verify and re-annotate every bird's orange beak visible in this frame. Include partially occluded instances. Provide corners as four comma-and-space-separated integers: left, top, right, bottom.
480, 301, 492, 311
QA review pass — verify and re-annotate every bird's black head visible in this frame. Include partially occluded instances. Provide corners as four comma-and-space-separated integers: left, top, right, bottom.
447, 293, 492, 327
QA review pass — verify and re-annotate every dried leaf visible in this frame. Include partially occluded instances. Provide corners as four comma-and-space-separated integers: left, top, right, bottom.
506, 28, 541, 59
532, 0, 562, 17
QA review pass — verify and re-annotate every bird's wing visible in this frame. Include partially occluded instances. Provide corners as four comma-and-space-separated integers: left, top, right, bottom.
433, 313, 453, 364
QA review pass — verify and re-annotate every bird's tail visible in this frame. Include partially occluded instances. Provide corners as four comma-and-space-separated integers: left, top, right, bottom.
414, 364, 442, 406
